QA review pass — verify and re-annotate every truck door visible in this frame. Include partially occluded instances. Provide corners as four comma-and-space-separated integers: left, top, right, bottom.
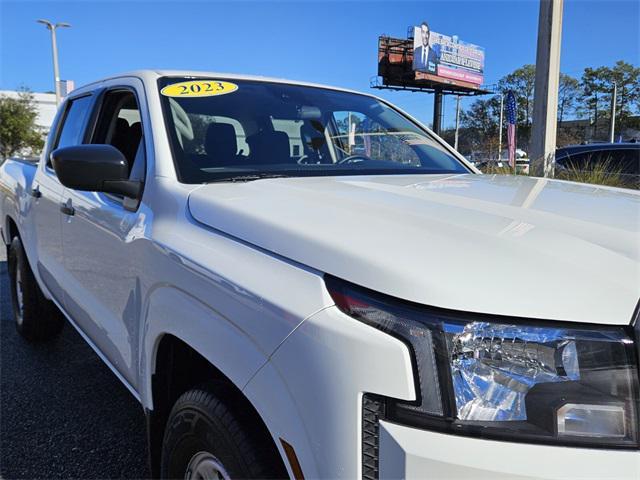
60, 81, 149, 392
31, 94, 95, 305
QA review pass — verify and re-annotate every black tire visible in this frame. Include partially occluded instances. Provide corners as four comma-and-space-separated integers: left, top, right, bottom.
161, 382, 286, 480
8, 236, 64, 341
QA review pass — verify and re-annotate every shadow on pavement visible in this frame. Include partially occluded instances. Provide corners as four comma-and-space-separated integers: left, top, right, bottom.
0, 254, 150, 479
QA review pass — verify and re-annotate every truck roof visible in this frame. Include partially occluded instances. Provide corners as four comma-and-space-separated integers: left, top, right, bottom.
75, 69, 366, 97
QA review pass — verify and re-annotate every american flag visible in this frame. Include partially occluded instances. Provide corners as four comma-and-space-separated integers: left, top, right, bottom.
505, 91, 517, 168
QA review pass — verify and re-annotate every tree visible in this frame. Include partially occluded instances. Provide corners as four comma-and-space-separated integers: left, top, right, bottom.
581, 67, 608, 134
558, 73, 580, 124
462, 78, 562, 157
452, 61, 639, 157
578, 62, 640, 140
608, 60, 640, 127
460, 97, 502, 158
0, 90, 44, 161
461, 98, 500, 134
498, 65, 536, 126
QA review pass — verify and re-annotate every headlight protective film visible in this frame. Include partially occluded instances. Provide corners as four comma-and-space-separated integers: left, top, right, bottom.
326, 276, 639, 448
445, 321, 638, 446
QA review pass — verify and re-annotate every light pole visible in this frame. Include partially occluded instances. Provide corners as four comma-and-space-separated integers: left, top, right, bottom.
37, 19, 71, 106
609, 81, 617, 143
497, 92, 504, 161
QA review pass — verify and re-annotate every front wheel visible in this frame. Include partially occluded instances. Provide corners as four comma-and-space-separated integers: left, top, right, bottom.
161, 383, 285, 480
8, 236, 64, 341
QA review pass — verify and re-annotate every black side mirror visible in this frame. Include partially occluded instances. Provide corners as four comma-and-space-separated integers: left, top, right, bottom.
50, 144, 142, 199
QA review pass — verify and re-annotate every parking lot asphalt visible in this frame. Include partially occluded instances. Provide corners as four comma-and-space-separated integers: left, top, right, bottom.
0, 248, 150, 479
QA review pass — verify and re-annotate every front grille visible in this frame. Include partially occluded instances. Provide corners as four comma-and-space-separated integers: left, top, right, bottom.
362, 395, 385, 480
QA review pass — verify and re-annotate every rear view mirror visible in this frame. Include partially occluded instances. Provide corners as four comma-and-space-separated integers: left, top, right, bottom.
50, 144, 141, 198
297, 105, 322, 120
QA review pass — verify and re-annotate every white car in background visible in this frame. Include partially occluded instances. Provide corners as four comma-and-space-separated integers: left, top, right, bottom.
0, 70, 638, 479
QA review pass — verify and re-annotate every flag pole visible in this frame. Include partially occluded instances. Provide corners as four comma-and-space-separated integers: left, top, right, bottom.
506, 91, 518, 175
513, 120, 517, 176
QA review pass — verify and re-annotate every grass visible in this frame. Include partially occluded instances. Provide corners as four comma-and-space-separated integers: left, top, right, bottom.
554, 158, 631, 189
480, 163, 514, 175
478, 156, 636, 190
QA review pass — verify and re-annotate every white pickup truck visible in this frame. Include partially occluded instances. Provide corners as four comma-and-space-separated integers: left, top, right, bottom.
1, 70, 639, 480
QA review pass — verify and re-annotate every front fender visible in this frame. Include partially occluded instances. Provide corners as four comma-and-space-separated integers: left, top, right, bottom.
139, 285, 269, 410
244, 306, 416, 479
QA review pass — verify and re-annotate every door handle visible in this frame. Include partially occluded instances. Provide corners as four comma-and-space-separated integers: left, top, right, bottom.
30, 186, 41, 198
60, 199, 75, 216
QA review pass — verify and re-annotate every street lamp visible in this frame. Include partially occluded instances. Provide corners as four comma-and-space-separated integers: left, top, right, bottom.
37, 19, 71, 106
497, 92, 504, 161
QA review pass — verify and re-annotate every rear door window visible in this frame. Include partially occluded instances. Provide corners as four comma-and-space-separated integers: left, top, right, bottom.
606, 149, 639, 175
563, 151, 594, 170
54, 95, 93, 151
572, 149, 639, 174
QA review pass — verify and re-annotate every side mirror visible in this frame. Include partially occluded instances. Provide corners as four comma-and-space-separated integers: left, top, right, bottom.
50, 144, 142, 199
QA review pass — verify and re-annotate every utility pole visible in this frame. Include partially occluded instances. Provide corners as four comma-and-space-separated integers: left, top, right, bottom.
454, 95, 461, 150
497, 93, 504, 160
37, 19, 71, 106
530, 0, 564, 177
609, 81, 617, 143
432, 88, 443, 135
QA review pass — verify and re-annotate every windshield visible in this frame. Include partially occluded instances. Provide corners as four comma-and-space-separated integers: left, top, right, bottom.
158, 77, 470, 183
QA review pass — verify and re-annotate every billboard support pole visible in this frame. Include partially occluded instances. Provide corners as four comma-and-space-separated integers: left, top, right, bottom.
433, 88, 443, 135
530, 0, 564, 177
454, 95, 461, 150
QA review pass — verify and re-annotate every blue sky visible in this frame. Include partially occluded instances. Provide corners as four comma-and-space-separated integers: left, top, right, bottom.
1, 0, 638, 127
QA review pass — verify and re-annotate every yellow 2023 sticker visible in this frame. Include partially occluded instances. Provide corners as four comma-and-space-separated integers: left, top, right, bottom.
161, 80, 238, 98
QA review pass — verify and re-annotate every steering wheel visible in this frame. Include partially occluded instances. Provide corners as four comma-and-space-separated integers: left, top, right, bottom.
338, 154, 371, 165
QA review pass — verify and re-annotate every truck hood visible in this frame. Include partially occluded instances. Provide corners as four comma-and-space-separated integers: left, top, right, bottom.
188, 174, 640, 325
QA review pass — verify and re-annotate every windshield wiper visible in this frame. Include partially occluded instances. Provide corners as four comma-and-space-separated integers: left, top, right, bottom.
207, 173, 291, 183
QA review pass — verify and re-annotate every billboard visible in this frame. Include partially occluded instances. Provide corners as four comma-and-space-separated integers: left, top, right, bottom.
413, 23, 485, 86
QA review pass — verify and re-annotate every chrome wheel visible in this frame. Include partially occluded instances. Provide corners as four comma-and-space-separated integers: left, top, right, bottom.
184, 451, 230, 480
15, 266, 24, 325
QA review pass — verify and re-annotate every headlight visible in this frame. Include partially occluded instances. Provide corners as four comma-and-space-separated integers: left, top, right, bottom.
326, 276, 640, 448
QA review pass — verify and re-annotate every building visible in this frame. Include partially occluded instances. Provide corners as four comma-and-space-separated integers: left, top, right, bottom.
559, 116, 640, 143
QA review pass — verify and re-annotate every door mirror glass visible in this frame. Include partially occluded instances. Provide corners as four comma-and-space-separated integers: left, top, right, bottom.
50, 144, 141, 198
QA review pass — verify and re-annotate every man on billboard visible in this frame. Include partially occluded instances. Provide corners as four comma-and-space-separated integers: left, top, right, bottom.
413, 22, 439, 73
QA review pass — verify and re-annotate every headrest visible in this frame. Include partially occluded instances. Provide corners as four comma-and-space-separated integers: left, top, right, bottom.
205, 123, 238, 159
114, 118, 130, 136
129, 122, 142, 138
247, 130, 290, 163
